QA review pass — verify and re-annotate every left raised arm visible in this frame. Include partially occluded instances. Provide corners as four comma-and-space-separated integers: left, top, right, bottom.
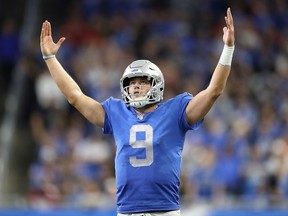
186, 7, 235, 125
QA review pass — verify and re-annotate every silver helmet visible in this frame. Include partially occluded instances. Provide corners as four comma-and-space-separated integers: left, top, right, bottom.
120, 59, 165, 108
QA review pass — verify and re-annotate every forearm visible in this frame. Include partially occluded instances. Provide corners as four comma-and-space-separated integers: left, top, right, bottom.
44, 57, 82, 105
208, 64, 231, 97
186, 62, 231, 125
207, 45, 234, 97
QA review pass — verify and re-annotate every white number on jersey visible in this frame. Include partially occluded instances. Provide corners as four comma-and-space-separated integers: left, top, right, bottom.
129, 124, 154, 167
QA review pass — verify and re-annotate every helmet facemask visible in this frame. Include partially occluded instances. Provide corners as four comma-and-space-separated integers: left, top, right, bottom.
120, 60, 165, 108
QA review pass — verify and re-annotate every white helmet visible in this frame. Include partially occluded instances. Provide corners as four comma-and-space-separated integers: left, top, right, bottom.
120, 59, 165, 108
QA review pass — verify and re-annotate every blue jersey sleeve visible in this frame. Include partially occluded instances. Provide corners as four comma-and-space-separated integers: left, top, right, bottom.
172, 92, 204, 131
101, 97, 117, 135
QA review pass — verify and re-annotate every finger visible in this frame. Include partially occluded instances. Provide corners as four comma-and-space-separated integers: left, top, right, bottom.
41, 21, 48, 41
40, 22, 44, 40
225, 16, 230, 29
227, 8, 234, 28
44, 20, 49, 36
56, 37, 66, 47
228, 8, 233, 19
223, 27, 227, 35
47, 21, 52, 36
44, 20, 48, 37
225, 15, 233, 31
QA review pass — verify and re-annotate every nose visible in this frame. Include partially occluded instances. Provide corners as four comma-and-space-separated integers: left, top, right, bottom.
131, 81, 141, 88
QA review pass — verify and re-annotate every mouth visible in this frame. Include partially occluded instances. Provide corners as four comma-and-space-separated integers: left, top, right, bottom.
131, 91, 144, 98
133, 91, 140, 95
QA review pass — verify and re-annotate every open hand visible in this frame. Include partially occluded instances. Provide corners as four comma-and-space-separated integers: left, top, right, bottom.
223, 8, 235, 47
40, 20, 65, 56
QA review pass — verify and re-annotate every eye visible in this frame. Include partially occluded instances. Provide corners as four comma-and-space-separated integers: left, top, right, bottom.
141, 80, 150, 85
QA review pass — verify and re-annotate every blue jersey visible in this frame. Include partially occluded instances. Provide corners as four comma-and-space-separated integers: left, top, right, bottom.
101, 92, 203, 213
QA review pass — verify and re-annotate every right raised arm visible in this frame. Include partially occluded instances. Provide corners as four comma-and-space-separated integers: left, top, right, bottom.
40, 20, 105, 127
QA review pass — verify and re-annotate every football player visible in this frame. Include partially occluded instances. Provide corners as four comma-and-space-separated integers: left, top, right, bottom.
40, 7, 235, 216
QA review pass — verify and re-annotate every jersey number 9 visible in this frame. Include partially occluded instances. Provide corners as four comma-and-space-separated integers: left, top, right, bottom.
129, 124, 154, 167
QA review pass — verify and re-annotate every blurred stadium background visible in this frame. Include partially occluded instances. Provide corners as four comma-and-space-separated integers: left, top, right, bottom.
0, 0, 288, 215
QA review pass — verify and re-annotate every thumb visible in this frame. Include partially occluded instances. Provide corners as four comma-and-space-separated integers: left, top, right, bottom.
56, 37, 66, 47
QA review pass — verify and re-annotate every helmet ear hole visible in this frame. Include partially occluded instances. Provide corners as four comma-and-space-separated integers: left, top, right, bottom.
123, 78, 130, 89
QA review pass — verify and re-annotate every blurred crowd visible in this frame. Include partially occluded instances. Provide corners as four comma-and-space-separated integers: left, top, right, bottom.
1, 0, 288, 211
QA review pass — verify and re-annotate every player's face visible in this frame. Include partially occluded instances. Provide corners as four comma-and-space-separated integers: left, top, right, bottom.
128, 77, 151, 99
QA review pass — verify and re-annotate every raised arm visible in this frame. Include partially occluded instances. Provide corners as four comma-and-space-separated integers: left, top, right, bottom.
186, 8, 235, 125
40, 20, 105, 127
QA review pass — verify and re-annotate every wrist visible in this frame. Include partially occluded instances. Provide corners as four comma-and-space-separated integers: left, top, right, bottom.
43, 54, 56, 60
218, 45, 235, 66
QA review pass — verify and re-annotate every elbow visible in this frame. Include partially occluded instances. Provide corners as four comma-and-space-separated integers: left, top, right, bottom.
210, 93, 221, 103
68, 98, 76, 106
67, 90, 82, 106
214, 89, 224, 98
67, 96, 77, 106
209, 86, 224, 100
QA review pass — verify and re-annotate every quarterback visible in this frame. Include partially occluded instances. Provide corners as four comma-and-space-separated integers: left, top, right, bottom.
40, 7, 235, 216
